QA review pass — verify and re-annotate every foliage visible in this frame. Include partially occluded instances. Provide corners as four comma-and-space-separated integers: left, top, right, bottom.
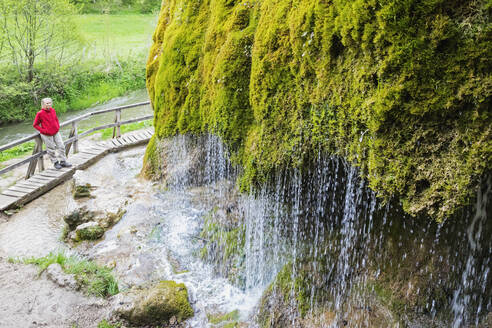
0, 142, 34, 162
146, 0, 491, 220
0, 0, 82, 82
0, 57, 145, 124
70, 0, 161, 14
20, 251, 119, 297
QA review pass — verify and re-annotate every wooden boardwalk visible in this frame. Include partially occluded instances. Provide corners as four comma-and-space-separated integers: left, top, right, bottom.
0, 128, 154, 212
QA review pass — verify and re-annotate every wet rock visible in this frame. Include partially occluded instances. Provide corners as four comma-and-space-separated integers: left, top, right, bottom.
45, 263, 78, 290
64, 207, 125, 243
72, 170, 97, 199
75, 221, 105, 241
98, 209, 126, 229
111, 280, 194, 325
63, 206, 93, 230
73, 184, 94, 199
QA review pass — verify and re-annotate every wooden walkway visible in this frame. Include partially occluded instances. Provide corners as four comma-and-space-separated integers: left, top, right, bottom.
0, 128, 153, 212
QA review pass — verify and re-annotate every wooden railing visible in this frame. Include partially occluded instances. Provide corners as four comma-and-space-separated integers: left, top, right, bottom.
0, 101, 152, 179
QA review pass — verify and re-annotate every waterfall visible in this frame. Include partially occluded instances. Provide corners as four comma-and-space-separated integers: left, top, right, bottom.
156, 134, 492, 327
452, 175, 491, 327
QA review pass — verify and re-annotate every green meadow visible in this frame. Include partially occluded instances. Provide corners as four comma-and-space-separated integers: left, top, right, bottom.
0, 11, 158, 124
74, 14, 158, 61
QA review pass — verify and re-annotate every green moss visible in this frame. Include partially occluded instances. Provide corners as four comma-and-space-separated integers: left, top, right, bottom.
73, 184, 93, 199
207, 309, 240, 324
141, 134, 161, 179
147, 0, 491, 221
76, 224, 105, 241
130, 280, 194, 324
199, 209, 246, 285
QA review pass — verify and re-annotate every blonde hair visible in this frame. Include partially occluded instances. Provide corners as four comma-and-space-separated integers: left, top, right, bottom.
41, 97, 53, 107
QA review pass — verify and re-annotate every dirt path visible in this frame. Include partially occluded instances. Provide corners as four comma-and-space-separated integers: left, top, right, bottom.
0, 258, 109, 328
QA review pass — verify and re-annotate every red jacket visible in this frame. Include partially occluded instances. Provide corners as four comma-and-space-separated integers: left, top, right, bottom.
33, 108, 60, 136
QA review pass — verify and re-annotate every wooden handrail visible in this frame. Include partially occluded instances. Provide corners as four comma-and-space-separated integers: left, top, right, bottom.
0, 101, 152, 178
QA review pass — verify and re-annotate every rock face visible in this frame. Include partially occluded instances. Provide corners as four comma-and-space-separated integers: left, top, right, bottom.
112, 280, 194, 325
145, 0, 491, 220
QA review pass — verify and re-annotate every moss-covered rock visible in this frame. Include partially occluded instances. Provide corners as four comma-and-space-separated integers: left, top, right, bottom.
112, 280, 194, 325
73, 183, 93, 199
147, 0, 491, 220
75, 222, 105, 241
63, 206, 92, 230
63, 207, 126, 243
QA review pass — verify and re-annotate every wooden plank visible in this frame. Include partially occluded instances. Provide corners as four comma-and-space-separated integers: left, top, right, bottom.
128, 135, 138, 142
13, 183, 39, 191
2, 189, 28, 198
7, 186, 36, 193
0, 194, 18, 210
133, 132, 145, 140
18, 180, 44, 187
9, 184, 37, 191
89, 144, 107, 151
28, 176, 53, 183
80, 149, 102, 156
86, 146, 106, 153
112, 139, 123, 147
39, 171, 64, 179
121, 136, 132, 144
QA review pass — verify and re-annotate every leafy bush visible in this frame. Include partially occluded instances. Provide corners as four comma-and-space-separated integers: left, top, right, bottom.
0, 57, 145, 124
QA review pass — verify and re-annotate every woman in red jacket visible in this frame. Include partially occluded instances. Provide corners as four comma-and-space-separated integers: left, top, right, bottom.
33, 98, 72, 170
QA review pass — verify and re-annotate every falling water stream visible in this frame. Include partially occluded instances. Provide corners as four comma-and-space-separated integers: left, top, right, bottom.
0, 133, 490, 327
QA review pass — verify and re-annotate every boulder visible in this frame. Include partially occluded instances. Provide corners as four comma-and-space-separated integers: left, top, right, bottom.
112, 280, 194, 325
75, 221, 105, 241
64, 206, 94, 230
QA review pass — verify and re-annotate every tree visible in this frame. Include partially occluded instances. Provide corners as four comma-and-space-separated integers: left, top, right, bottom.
0, 0, 81, 82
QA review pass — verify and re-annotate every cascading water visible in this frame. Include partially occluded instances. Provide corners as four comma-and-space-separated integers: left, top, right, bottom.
151, 133, 490, 327
2, 132, 487, 327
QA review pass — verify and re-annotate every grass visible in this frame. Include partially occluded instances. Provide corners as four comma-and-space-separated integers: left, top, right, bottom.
0, 142, 35, 162
97, 320, 122, 328
14, 252, 119, 297
74, 14, 158, 62
99, 119, 153, 140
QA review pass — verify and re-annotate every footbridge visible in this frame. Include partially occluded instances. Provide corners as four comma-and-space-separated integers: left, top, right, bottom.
0, 102, 153, 212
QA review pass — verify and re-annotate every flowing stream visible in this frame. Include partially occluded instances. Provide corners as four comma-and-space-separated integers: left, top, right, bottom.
0, 89, 151, 146
0, 133, 490, 327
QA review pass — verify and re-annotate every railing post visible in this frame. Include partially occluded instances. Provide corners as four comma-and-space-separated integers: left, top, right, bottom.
37, 136, 44, 172
26, 136, 42, 179
65, 121, 78, 156
72, 121, 79, 154
113, 109, 121, 138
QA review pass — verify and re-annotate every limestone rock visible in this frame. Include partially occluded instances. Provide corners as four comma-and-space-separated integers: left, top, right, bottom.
112, 280, 194, 325
45, 263, 78, 290
72, 170, 96, 199
64, 206, 93, 230
75, 221, 105, 241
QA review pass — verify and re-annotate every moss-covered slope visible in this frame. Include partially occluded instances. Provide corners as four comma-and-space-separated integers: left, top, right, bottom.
146, 0, 491, 220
